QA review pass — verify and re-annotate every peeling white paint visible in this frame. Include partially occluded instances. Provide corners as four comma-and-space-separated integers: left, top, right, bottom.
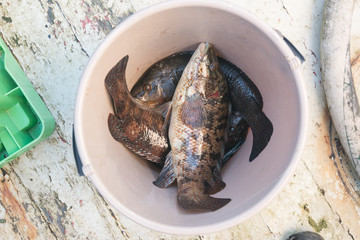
0, 0, 359, 239
0, 201, 5, 219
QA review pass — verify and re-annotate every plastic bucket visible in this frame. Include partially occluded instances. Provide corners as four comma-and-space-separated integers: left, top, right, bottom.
74, 0, 307, 235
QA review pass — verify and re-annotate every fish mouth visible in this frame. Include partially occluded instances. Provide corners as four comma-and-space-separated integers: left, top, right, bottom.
203, 43, 217, 65
189, 42, 219, 80
203, 42, 211, 55
197, 42, 214, 60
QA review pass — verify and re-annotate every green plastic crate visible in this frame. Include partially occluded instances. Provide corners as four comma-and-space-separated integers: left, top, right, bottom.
0, 37, 55, 167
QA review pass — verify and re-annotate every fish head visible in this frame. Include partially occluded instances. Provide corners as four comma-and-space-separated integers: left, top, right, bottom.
130, 52, 194, 107
186, 42, 225, 99
130, 70, 177, 107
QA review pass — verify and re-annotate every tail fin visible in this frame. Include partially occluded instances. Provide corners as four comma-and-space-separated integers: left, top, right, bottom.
230, 92, 273, 162
105, 55, 130, 116
246, 106, 273, 162
177, 193, 231, 211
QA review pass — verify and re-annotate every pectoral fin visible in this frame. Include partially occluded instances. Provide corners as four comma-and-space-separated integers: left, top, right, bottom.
153, 151, 175, 188
180, 93, 207, 128
154, 101, 173, 126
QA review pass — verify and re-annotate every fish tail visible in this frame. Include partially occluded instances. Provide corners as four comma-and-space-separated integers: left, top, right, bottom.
247, 108, 273, 162
105, 55, 129, 98
177, 192, 231, 211
105, 55, 130, 116
231, 95, 273, 162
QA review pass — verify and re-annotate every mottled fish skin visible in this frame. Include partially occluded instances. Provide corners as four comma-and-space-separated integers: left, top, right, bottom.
130, 52, 253, 164
155, 43, 231, 211
131, 52, 191, 107
105, 56, 169, 165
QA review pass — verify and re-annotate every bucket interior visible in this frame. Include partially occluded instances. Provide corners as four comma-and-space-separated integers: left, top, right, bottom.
75, 3, 304, 234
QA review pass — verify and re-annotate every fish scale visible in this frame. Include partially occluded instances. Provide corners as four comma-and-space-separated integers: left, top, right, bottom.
130, 51, 273, 165
154, 42, 231, 211
105, 56, 170, 165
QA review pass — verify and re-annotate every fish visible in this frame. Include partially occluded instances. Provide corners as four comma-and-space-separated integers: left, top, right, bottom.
153, 42, 231, 211
224, 60, 273, 161
131, 51, 272, 162
130, 52, 249, 164
131, 52, 191, 107
105, 55, 169, 165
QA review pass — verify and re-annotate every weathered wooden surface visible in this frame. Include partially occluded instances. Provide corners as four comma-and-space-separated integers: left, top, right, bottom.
352, 0, 360, 103
0, 0, 359, 239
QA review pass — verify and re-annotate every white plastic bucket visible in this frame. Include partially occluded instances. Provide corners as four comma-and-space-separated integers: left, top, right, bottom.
74, 0, 307, 235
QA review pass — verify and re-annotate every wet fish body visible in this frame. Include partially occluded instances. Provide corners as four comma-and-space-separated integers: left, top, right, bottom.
131, 51, 262, 108
131, 52, 192, 107
154, 43, 231, 211
130, 52, 250, 164
105, 56, 169, 165
224, 60, 273, 161
131, 51, 272, 163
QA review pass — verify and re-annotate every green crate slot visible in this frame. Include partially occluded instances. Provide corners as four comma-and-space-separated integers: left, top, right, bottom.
0, 128, 20, 157
9, 101, 37, 131
0, 60, 17, 95
0, 141, 7, 159
0, 37, 55, 167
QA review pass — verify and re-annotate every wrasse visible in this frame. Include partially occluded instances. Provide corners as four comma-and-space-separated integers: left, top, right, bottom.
131, 51, 272, 164
154, 43, 231, 211
105, 56, 169, 165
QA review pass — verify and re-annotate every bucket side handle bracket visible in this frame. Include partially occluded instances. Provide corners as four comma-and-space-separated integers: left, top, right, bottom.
274, 29, 305, 68
72, 127, 85, 176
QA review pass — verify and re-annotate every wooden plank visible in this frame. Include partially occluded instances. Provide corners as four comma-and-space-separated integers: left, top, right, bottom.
0, 0, 359, 239
351, 0, 360, 104
0, 0, 133, 239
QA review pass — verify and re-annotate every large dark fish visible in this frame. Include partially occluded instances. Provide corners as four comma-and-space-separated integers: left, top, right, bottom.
131, 52, 191, 107
131, 51, 272, 162
131, 52, 248, 164
154, 42, 231, 211
105, 56, 169, 165
224, 60, 273, 161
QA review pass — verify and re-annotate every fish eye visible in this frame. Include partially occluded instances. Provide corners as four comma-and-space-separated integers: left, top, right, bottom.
230, 126, 235, 132
210, 64, 217, 71
144, 84, 152, 92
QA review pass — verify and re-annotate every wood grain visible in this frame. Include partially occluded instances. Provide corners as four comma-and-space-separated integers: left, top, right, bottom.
0, 0, 359, 239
